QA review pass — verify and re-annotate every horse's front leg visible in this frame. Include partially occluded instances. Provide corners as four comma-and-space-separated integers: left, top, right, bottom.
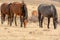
41, 16, 44, 27
20, 16, 23, 27
47, 17, 50, 29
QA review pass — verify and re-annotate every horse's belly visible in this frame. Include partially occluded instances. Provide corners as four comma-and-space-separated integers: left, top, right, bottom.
2, 10, 8, 15
41, 12, 53, 17
40, 9, 52, 17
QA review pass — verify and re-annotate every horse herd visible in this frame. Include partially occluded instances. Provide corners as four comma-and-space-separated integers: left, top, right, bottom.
0, 1, 58, 29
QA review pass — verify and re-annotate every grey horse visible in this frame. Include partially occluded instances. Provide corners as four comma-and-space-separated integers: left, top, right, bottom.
38, 4, 58, 29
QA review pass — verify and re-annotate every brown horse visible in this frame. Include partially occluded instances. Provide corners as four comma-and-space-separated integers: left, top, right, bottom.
1, 3, 11, 25
9, 2, 28, 27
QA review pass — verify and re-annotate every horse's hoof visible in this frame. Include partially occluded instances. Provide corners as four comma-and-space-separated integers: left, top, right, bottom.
41, 27, 43, 28
21, 26, 22, 27
1, 23, 3, 24
10, 25, 12, 26
39, 26, 43, 28
24, 27, 26, 28
54, 27, 56, 29
15, 25, 17, 26
1, 22, 3, 24
21, 25, 23, 27
48, 27, 49, 29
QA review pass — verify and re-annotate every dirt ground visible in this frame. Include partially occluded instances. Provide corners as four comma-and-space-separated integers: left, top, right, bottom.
0, 0, 60, 40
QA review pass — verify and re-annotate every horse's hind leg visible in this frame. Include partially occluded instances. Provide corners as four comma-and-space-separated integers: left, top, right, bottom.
38, 12, 41, 27
10, 14, 14, 26
8, 14, 11, 25
9, 16, 13, 26
40, 16, 44, 27
1, 14, 3, 24
1, 13, 5, 24
15, 15, 17, 26
3, 14, 5, 21
47, 17, 50, 29
8, 15, 10, 25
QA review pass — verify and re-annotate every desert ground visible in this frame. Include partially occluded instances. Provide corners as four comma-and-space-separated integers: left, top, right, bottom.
0, 0, 60, 40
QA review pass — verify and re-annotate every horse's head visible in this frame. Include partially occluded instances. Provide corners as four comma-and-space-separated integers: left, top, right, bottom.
21, 2, 28, 28
23, 11, 28, 28
21, 15, 28, 28
51, 4, 58, 24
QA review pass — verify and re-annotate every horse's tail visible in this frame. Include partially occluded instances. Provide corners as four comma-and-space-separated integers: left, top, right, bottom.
8, 3, 14, 22
38, 6, 41, 22
51, 4, 58, 23
38, 7, 40, 19
38, 5, 42, 16
38, 6, 41, 16
8, 3, 13, 19
8, 3, 11, 15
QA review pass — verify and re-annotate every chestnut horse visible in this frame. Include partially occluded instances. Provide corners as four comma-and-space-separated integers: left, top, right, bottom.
9, 2, 28, 27
1, 3, 12, 25
38, 4, 58, 29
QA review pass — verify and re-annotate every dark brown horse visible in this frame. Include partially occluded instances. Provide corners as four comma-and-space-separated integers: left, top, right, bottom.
38, 4, 58, 29
1, 3, 11, 25
9, 2, 28, 27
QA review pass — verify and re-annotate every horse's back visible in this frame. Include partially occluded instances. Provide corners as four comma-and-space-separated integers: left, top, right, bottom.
1, 3, 9, 14
38, 4, 55, 17
10, 2, 23, 15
